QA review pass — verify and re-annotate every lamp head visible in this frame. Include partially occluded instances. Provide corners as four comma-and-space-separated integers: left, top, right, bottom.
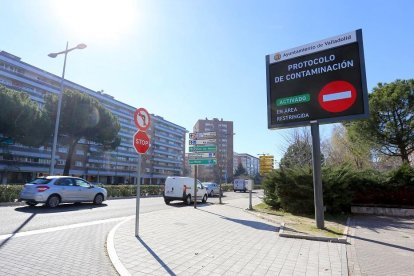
48, 53, 58, 58
77, 43, 87, 49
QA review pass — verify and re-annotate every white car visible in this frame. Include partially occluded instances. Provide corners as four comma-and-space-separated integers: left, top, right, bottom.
202, 182, 222, 197
164, 176, 208, 205
19, 176, 107, 207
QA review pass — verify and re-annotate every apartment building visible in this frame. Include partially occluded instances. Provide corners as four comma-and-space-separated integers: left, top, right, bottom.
0, 51, 186, 184
233, 153, 259, 176
193, 118, 233, 182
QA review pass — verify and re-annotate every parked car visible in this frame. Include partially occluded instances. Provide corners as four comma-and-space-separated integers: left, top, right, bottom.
202, 182, 222, 197
164, 176, 208, 205
19, 176, 107, 208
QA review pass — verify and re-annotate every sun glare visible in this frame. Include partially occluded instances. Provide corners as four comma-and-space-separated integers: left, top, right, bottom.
51, 0, 137, 43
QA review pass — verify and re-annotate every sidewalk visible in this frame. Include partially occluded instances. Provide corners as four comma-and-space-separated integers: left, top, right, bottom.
347, 215, 414, 276
109, 201, 347, 276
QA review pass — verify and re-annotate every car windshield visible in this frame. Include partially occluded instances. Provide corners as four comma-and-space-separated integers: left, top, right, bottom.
28, 178, 52, 184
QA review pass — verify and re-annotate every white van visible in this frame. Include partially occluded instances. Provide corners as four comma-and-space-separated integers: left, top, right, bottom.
233, 179, 247, 192
164, 176, 208, 205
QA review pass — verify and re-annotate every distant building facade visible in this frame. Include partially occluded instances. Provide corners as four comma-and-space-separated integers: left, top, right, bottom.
193, 118, 233, 182
0, 51, 186, 184
233, 153, 259, 176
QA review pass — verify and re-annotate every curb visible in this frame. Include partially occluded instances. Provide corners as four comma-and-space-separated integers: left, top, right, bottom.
245, 209, 350, 244
0, 201, 25, 207
279, 222, 349, 244
106, 217, 133, 276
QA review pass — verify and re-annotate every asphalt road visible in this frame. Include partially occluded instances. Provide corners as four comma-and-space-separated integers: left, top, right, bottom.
0, 191, 261, 275
0, 191, 258, 235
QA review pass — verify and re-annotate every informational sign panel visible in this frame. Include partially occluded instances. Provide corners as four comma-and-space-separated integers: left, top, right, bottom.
266, 29, 368, 129
188, 132, 217, 165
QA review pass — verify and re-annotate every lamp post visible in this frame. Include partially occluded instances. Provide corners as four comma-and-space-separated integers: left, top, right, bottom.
48, 42, 87, 175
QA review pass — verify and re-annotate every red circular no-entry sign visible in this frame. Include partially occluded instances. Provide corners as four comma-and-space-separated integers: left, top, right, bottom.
134, 108, 151, 131
318, 81, 357, 113
133, 131, 150, 154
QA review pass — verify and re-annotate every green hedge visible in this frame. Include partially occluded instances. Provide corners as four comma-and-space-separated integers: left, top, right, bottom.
263, 164, 414, 214
0, 184, 165, 203
103, 185, 164, 197
0, 184, 23, 203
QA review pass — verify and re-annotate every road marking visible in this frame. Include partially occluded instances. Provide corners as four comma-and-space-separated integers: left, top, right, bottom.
322, 90, 352, 102
0, 215, 134, 241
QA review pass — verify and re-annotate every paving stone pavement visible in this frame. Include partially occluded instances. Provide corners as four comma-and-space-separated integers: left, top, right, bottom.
113, 203, 347, 276
347, 215, 414, 276
0, 222, 118, 276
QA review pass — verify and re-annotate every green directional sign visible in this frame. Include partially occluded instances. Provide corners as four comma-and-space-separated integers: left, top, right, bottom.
189, 145, 217, 152
189, 159, 217, 165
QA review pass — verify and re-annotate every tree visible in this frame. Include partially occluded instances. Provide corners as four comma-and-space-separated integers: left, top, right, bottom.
234, 163, 247, 177
280, 128, 324, 168
349, 79, 414, 163
0, 85, 51, 146
323, 124, 372, 169
45, 89, 121, 175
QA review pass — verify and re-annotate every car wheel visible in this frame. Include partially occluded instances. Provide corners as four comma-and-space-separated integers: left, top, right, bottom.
26, 201, 37, 207
185, 195, 191, 205
164, 199, 171, 205
46, 195, 60, 208
93, 194, 104, 205
202, 194, 207, 203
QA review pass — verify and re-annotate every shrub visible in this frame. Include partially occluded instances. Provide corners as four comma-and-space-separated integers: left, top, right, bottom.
0, 184, 23, 202
263, 167, 314, 214
103, 185, 164, 198
262, 165, 391, 214
385, 162, 414, 186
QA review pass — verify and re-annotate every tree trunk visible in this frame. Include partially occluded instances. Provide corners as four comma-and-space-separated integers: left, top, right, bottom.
63, 138, 80, 175
400, 146, 409, 163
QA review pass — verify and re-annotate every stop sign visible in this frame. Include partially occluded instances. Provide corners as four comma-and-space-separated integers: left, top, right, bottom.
133, 131, 150, 154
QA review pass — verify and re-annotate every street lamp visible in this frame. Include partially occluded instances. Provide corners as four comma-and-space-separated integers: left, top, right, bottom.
48, 42, 87, 175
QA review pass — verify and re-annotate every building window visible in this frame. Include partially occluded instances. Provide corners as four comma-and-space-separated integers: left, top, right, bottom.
76, 149, 84, 156
58, 147, 68, 153
75, 161, 83, 167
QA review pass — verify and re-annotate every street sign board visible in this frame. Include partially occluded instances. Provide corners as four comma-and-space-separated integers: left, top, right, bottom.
189, 145, 217, 152
134, 107, 151, 131
189, 159, 217, 165
133, 130, 150, 154
266, 29, 368, 129
189, 132, 216, 140
188, 152, 216, 159
189, 139, 216, 145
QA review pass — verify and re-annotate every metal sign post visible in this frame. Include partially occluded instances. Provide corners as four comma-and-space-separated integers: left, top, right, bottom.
194, 165, 198, 209
132, 107, 151, 237
135, 154, 142, 237
311, 122, 324, 228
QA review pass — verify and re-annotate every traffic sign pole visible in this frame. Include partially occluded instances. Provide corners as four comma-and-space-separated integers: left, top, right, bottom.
135, 154, 142, 237
194, 165, 198, 209
311, 122, 324, 229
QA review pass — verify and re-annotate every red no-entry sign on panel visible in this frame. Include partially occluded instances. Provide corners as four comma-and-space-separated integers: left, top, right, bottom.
318, 80, 357, 113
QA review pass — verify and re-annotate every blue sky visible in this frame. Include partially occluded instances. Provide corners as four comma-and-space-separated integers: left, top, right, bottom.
1, 0, 413, 162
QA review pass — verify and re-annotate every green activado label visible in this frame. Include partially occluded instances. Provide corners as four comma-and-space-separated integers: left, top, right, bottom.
276, 93, 310, 107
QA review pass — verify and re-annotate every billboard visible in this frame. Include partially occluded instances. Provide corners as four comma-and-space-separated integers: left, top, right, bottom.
266, 29, 369, 129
